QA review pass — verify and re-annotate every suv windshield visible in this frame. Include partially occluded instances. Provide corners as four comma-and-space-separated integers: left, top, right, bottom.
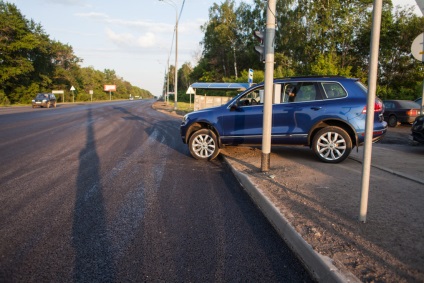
36, 93, 48, 99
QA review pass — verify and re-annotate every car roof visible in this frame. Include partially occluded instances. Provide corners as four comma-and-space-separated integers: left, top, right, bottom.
384, 100, 420, 108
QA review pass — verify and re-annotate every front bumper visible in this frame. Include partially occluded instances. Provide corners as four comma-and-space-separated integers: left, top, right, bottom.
32, 101, 48, 107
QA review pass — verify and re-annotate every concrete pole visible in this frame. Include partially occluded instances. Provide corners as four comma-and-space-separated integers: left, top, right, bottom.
261, 0, 276, 172
166, 58, 170, 104
159, 0, 178, 110
359, 0, 382, 222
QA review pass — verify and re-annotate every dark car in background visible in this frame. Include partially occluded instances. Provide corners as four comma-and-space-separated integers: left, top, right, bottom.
416, 97, 423, 113
410, 115, 424, 145
32, 93, 57, 108
382, 100, 420, 127
181, 76, 387, 163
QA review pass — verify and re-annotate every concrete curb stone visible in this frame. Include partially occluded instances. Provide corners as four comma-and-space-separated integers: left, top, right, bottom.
224, 156, 361, 283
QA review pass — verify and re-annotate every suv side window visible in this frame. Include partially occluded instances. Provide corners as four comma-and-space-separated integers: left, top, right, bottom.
237, 86, 263, 106
322, 82, 347, 99
280, 82, 319, 103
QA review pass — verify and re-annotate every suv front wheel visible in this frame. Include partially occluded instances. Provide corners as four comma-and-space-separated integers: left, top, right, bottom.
189, 129, 220, 161
312, 126, 352, 163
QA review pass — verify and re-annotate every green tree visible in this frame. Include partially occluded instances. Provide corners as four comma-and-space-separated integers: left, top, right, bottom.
0, 1, 50, 102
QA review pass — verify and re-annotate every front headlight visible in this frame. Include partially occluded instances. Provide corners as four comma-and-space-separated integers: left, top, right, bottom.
182, 114, 188, 123
42, 99, 47, 102
32, 100, 35, 102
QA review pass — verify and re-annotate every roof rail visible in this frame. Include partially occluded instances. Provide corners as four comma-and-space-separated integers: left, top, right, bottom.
274, 75, 348, 80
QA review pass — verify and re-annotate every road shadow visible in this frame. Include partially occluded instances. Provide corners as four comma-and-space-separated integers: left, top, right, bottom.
113, 105, 187, 155
72, 108, 116, 282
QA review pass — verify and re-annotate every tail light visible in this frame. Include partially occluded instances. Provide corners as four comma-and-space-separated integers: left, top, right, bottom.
362, 100, 383, 114
406, 109, 418, 116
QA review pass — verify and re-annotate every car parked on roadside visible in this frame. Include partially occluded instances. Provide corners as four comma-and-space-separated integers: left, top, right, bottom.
32, 93, 57, 108
180, 76, 387, 163
382, 100, 421, 127
410, 115, 424, 145
416, 97, 422, 106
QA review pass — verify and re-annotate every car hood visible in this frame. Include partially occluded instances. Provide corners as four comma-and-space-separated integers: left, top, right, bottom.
187, 105, 223, 117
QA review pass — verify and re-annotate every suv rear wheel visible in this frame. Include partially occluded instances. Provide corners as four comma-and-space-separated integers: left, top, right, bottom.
189, 129, 220, 161
312, 126, 352, 163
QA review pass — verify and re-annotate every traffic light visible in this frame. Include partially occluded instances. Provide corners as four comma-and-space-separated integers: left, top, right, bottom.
253, 30, 266, 62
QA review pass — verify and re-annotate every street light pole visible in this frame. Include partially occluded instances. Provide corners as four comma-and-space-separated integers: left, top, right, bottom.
159, 0, 178, 110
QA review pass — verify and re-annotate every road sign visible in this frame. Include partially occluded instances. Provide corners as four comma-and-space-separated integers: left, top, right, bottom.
186, 86, 195, 94
411, 33, 424, 62
248, 69, 253, 83
70, 86, 75, 91
104, 85, 116, 92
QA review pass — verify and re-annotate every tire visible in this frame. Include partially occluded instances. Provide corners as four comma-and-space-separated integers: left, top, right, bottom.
312, 126, 352, 163
188, 129, 220, 161
388, 115, 398, 127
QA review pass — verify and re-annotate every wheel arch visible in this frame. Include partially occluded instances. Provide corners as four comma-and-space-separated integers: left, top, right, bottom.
308, 119, 358, 148
185, 122, 222, 147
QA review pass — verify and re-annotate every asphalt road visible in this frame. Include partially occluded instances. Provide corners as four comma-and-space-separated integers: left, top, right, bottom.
0, 100, 313, 282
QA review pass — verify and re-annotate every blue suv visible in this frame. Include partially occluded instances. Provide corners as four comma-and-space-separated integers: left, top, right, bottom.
180, 76, 387, 163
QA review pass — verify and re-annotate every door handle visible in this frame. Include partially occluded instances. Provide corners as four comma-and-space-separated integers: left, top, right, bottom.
311, 107, 322, 111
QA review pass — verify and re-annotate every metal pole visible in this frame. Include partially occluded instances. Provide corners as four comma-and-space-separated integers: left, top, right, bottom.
359, 0, 382, 222
261, 0, 276, 172
174, 10, 178, 111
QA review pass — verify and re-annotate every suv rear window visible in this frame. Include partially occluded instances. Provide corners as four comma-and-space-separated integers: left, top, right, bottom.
322, 82, 347, 99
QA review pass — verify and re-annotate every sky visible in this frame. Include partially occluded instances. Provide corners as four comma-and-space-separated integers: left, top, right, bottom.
9, 0, 423, 97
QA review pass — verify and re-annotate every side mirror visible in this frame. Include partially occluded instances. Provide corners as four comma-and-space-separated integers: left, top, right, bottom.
230, 103, 238, 111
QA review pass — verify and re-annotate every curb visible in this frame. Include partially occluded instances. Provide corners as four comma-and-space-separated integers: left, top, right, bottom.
348, 156, 424, 185
224, 156, 361, 283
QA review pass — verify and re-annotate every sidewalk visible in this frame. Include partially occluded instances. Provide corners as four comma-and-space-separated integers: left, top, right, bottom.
221, 144, 424, 282
153, 101, 424, 282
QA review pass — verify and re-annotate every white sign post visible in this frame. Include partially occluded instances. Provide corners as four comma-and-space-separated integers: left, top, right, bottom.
52, 90, 64, 103
186, 86, 195, 109
70, 86, 76, 103
248, 68, 253, 86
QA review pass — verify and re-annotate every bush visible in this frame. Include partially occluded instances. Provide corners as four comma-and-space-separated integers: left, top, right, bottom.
0, 90, 11, 106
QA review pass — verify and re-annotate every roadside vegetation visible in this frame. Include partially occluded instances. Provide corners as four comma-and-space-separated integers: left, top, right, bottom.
2, 0, 424, 106
0, 1, 153, 106
169, 0, 424, 103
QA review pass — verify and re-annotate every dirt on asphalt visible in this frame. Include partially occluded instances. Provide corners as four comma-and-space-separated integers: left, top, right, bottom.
153, 101, 424, 282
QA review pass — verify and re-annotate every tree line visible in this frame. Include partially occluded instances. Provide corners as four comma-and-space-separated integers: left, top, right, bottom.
0, 1, 153, 106
168, 0, 424, 102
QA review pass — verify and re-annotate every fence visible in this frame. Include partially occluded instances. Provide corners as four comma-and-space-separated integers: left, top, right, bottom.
194, 95, 232, 111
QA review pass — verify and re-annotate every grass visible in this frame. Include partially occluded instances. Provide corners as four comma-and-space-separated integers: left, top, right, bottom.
163, 101, 194, 114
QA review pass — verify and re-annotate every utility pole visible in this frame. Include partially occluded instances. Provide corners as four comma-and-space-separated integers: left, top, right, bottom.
261, 0, 277, 172
159, 0, 182, 110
